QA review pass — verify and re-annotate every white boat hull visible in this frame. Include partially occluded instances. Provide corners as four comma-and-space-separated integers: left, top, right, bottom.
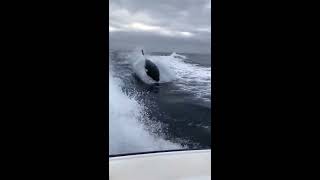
109, 150, 211, 180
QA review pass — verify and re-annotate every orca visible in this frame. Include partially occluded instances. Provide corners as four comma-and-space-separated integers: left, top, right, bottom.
142, 50, 160, 82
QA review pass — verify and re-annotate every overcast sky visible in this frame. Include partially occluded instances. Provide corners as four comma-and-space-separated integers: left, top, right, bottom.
109, 0, 211, 54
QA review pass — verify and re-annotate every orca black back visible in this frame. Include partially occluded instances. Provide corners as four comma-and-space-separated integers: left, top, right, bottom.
145, 59, 160, 82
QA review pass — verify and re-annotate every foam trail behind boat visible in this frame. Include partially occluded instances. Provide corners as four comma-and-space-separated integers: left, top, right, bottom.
109, 63, 180, 155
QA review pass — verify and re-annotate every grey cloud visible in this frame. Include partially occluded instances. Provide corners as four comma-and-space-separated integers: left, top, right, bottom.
109, 0, 211, 53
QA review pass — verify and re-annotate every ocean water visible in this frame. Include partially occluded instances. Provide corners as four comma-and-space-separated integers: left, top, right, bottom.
109, 49, 212, 155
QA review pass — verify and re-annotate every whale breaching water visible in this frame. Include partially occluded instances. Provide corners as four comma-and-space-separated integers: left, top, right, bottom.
142, 50, 160, 82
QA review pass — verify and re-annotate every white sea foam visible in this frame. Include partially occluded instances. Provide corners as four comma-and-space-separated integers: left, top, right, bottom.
127, 50, 211, 102
109, 61, 180, 155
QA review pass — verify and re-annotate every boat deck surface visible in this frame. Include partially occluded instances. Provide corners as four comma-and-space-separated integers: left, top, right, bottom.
109, 150, 211, 180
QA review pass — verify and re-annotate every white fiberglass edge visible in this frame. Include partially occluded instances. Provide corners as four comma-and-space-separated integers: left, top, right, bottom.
109, 150, 211, 180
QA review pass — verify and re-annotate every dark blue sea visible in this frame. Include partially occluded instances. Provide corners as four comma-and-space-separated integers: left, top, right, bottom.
109, 49, 212, 155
